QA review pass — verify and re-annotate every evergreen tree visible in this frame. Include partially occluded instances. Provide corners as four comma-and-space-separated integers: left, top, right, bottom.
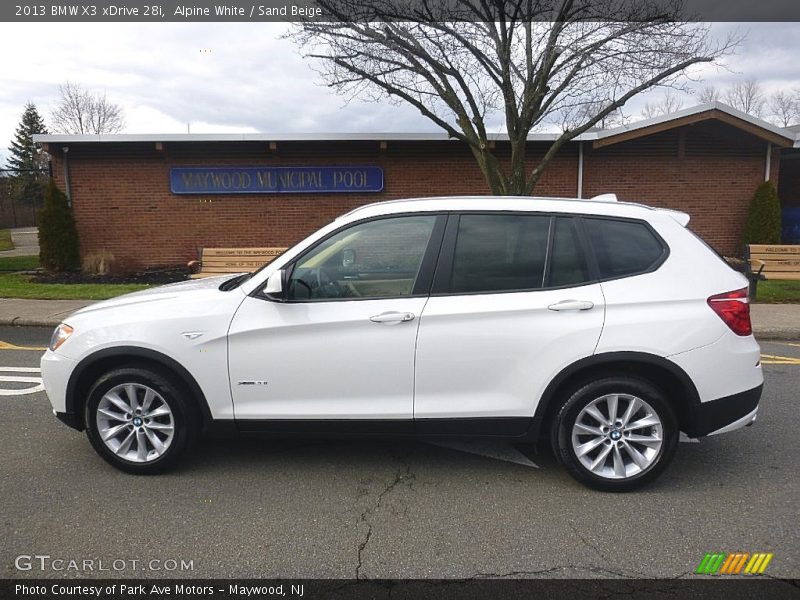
38, 179, 80, 271
7, 102, 48, 171
7, 102, 49, 210
742, 181, 782, 246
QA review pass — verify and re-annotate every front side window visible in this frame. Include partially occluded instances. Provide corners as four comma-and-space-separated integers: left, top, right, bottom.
584, 218, 665, 279
449, 214, 550, 293
286, 215, 437, 301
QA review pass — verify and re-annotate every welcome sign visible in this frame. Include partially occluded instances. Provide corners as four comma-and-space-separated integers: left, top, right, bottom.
170, 166, 384, 194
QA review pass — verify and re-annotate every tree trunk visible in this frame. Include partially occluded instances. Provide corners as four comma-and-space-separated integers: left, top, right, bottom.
469, 138, 539, 197
508, 138, 529, 196
469, 147, 505, 195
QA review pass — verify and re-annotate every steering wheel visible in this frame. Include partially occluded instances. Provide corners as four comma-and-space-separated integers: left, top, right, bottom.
293, 267, 342, 298
313, 267, 343, 298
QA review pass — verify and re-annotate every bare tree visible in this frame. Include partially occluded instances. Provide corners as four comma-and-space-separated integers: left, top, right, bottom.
697, 84, 720, 104
563, 102, 627, 131
50, 82, 125, 135
724, 78, 765, 118
641, 89, 685, 118
766, 90, 799, 128
289, 0, 736, 195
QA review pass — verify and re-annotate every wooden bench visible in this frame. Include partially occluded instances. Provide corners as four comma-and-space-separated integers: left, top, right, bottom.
745, 244, 800, 281
188, 247, 286, 279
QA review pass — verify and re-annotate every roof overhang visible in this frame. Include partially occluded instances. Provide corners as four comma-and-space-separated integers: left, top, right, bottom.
32, 131, 574, 144
32, 102, 797, 149
593, 102, 795, 149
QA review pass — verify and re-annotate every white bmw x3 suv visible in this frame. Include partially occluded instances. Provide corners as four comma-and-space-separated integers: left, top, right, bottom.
41, 195, 763, 491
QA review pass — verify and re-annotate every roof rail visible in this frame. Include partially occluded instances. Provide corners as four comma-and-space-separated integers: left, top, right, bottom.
590, 193, 618, 202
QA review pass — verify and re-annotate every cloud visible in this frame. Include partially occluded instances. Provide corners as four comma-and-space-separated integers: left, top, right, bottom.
1, 20, 798, 158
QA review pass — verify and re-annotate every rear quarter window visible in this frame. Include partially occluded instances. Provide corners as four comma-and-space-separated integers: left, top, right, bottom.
584, 218, 666, 279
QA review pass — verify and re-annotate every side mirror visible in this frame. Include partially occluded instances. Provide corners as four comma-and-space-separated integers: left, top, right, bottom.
264, 269, 284, 296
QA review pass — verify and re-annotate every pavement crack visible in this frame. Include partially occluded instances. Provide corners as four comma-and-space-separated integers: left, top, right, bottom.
567, 521, 608, 566
355, 523, 372, 580
471, 564, 638, 579
355, 458, 415, 579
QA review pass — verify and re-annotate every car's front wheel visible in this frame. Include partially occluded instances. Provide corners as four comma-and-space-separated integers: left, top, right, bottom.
552, 376, 678, 492
84, 366, 197, 474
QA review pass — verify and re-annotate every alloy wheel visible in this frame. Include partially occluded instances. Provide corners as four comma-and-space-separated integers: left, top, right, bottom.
95, 383, 175, 463
570, 393, 663, 479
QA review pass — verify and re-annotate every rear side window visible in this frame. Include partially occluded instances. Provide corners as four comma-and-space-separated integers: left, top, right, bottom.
584, 218, 665, 278
450, 214, 550, 293
548, 218, 590, 287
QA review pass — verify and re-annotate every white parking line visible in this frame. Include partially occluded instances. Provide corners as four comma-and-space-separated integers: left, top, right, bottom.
0, 366, 44, 395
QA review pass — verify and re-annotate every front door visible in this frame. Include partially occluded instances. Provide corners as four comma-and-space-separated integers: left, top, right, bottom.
228, 214, 444, 428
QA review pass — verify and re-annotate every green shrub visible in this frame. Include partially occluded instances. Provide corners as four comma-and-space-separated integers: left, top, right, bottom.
742, 181, 782, 245
38, 179, 80, 271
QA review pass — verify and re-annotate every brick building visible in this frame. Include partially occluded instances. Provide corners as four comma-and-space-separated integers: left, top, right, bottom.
35, 102, 800, 272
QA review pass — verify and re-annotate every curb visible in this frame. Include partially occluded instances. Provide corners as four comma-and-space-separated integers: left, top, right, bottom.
0, 318, 61, 328
754, 330, 800, 341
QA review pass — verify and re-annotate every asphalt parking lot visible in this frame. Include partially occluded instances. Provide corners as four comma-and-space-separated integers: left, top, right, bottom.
1, 325, 798, 580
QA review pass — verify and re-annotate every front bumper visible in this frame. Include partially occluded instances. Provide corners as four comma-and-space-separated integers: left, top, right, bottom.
41, 350, 80, 429
691, 384, 762, 437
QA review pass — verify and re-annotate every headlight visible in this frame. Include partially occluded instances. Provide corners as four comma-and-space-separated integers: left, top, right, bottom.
49, 323, 74, 351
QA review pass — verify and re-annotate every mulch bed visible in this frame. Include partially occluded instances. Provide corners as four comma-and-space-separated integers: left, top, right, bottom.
30, 268, 189, 285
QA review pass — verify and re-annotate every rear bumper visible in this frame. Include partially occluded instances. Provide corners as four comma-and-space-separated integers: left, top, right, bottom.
690, 384, 762, 437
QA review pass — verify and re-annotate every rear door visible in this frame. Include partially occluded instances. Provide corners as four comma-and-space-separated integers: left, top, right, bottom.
414, 213, 605, 434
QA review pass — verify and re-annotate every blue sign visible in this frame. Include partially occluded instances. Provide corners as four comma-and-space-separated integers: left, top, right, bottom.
783, 207, 800, 244
170, 166, 384, 195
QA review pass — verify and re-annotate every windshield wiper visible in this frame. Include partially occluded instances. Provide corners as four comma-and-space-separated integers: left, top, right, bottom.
219, 272, 253, 291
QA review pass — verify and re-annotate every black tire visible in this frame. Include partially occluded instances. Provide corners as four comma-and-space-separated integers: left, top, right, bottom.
552, 376, 678, 492
84, 366, 198, 474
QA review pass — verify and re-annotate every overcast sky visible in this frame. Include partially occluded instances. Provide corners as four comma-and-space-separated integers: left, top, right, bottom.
0, 22, 798, 165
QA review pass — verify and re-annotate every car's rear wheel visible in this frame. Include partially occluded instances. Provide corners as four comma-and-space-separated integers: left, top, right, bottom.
84, 366, 197, 474
552, 376, 678, 492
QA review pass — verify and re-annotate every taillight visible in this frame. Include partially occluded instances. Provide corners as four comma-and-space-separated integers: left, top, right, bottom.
707, 288, 752, 336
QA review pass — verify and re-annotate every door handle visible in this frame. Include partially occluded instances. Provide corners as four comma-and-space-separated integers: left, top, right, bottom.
548, 300, 594, 311
369, 311, 415, 324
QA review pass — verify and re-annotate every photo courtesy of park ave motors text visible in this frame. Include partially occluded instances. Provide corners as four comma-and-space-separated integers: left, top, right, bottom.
1, 0, 799, 595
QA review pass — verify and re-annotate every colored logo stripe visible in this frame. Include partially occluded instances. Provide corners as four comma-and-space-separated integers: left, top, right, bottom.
719, 553, 737, 574
733, 553, 750, 574
720, 553, 749, 574
696, 552, 773, 575
745, 553, 774, 574
696, 553, 725, 574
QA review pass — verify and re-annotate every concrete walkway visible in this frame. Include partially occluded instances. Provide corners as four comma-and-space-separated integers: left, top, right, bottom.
750, 304, 800, 340
0, 299, 92, 327
0, 298, 798, 339
0, 227, 39, 257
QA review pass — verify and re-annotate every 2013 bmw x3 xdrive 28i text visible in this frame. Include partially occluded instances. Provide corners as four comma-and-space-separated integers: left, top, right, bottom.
41, 196, 763, 491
